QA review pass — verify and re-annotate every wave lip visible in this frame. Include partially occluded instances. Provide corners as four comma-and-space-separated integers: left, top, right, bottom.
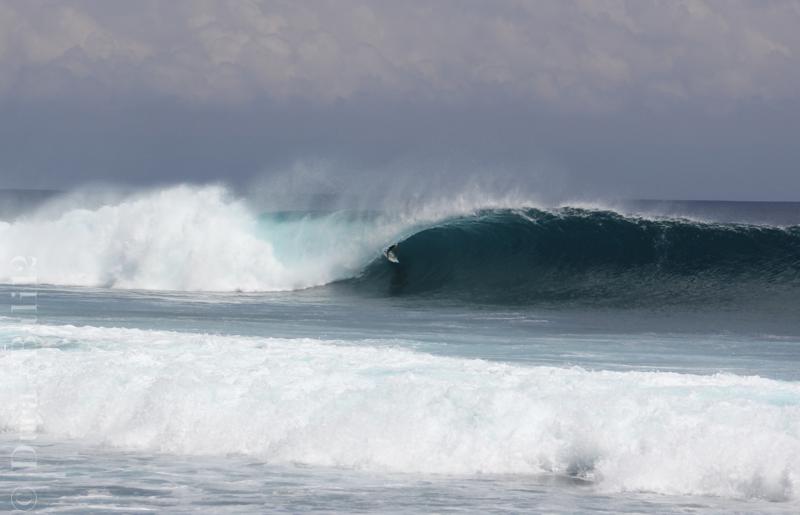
354, 208, 800, 305
1, 321, 800, 501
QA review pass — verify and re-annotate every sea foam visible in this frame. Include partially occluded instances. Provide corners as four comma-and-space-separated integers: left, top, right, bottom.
1, 321, 798, 501
0, 185, 392, 291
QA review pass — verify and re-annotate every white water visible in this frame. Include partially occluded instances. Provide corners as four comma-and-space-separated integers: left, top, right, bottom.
0, 186, 383, 291
0, 184, 532, 292
2, 320, 799, 502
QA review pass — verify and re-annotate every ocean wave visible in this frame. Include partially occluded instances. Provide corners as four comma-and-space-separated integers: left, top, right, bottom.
2, 185, 799, 304
353, 208, 800, 304
1, 321, 799, 501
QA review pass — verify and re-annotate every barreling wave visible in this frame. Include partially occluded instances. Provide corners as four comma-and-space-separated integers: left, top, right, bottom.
2, 185, 800, 305
352, 208, 800, 305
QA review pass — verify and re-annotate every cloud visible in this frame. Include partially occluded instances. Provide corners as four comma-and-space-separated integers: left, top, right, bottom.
1, 0, 798, 110
1, 1, 799, 200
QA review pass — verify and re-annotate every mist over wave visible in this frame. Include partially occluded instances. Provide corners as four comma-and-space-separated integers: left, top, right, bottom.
2, 321, 799, 501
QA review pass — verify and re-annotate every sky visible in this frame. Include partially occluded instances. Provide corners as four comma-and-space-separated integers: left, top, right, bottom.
0, 0, 799, 201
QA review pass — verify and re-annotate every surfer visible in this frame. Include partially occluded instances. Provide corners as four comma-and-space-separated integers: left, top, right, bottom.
384, 244, 399, 263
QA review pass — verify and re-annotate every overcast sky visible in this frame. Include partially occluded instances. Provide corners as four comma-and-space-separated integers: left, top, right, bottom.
1, 0, 799, 200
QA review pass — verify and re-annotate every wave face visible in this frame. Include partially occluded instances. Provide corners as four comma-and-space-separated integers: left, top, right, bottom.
354, 208, 800, 305
1, 321, 799, 501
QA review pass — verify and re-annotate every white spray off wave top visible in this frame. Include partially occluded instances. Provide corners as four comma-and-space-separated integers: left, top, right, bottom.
0, 185, 387, 291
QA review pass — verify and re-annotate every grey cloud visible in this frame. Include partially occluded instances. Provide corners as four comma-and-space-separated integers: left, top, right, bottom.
0, 1, 799, 201
2, 1, 799, 109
